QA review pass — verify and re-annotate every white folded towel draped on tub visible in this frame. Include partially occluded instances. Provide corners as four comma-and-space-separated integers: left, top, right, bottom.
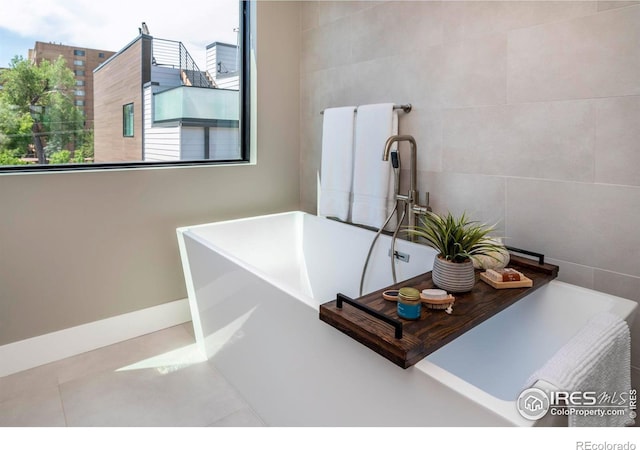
318, 106, 356, 221
351, 103, 398, 229
525, 312, 633, 427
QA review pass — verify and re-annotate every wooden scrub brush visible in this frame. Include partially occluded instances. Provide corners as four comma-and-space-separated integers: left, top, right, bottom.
420, 289, 455, 313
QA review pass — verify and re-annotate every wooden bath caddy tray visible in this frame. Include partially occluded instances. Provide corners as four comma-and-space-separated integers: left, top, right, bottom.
319, 254, 559, 369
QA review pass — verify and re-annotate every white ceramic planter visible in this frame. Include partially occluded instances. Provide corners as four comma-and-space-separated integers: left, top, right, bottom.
432, 256, 476, 293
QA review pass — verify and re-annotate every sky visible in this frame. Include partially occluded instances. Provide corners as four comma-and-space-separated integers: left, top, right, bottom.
0, 0, 239, 68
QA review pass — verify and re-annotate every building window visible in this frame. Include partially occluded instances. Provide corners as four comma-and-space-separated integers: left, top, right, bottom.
1, 0, 250, 170
123, 103, 134, 137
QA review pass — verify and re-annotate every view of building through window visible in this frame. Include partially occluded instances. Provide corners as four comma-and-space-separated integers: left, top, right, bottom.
0, 0, 243, 168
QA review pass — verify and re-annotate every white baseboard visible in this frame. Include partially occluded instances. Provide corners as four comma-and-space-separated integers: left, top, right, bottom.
0, 299, 191, 377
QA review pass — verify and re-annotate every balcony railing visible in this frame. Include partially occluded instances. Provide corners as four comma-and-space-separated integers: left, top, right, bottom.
151, 38, 213, 88
153, 86, 239, 125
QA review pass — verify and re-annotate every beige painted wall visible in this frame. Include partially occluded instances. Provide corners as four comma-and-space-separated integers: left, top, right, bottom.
0, 1, 300, 346
300, 1, 640, 375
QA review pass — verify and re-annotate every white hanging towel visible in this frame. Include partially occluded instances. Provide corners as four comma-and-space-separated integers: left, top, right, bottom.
351, 103, 398, 229
318, 106, 356, 221
525, 312, 633, 427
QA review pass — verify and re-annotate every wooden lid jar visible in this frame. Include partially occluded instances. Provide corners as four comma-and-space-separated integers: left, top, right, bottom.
397, 287, 421, 320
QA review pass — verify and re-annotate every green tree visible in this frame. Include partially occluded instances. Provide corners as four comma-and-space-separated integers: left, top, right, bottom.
48, 150, 71, 164
0, 99, 34, 156
0, 55, 84, 164
0, 150, 27, 166
73, 128, 94, 163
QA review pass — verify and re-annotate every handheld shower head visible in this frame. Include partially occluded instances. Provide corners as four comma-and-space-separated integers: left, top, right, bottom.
391, 151, 399, 169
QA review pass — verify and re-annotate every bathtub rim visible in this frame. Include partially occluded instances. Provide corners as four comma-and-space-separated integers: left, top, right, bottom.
177, 210, 638, 427
179, 211, 318, 311
178, 210, 435, 311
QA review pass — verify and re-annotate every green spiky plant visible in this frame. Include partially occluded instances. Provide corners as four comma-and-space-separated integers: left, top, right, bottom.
407, 211, 505, 263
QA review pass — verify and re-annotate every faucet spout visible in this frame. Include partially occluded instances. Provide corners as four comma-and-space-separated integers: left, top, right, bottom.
383, 134, 417, 202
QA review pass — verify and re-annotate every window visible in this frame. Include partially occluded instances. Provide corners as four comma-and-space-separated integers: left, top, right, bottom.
0, 0, 249, 170
123, 103, 134, 137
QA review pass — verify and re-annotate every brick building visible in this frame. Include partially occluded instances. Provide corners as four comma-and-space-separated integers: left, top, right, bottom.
28, 42, 116, 128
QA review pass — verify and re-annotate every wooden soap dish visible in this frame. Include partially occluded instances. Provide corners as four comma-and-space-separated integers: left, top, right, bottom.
480, 272, 533, 289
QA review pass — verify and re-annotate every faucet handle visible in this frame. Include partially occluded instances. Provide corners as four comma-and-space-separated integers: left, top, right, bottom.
424, 192, 432, 212
412, 192, 432, 216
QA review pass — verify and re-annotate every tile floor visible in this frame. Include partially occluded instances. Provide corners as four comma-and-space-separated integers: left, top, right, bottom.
0, 322, 265, 427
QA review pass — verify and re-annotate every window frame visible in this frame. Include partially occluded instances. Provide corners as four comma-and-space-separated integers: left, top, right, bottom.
0, 0, 251, 172
122, 103, 134, 137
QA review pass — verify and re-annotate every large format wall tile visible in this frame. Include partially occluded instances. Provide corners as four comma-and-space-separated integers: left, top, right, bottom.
317, 1, 378, 28
505, 178, 596, 266
443, 101, 595, 182
301, 1, 319, 32
594, 270, 640, 303
591, 185, 640, 277
301, 17, 353, 73
508, 6, 640, 102
595, 96, 640, 187
342, 53, 439, 109
401, 108, 443, 174
597, 1, 640, 12
434, 33, 507, 108
420, 171, 506, 235
350, 1, 443, 64
300, 68, 351, 117
442, 1, 596, 43
507, 179, 640, 278
546, 258, 595, 288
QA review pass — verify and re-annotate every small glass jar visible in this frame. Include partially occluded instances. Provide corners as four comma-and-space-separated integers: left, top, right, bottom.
397, 287, 422, 320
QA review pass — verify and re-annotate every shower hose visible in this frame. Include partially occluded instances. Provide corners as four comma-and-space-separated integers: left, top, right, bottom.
358, 151, 405, 297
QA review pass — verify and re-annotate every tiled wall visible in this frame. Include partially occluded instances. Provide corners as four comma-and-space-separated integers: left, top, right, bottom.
299, 1, 640, 376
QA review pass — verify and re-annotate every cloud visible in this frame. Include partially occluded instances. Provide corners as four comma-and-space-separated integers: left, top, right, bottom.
0, 0, 239, 66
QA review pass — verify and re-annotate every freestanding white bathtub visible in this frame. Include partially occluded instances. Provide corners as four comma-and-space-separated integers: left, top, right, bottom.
177, 211, 637, 426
